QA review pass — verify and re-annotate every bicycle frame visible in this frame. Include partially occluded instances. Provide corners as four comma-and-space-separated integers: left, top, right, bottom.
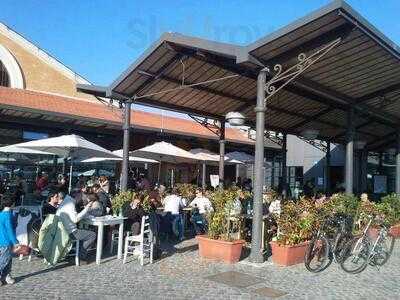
352, 217, 373, 253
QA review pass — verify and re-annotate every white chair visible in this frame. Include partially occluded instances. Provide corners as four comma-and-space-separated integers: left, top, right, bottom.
110, 229, 118, 254
123, 216, 153, 266
110, 229, 128, 254
68, 239, 80, 266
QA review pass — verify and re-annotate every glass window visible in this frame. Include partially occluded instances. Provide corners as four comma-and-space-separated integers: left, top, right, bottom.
287, 166, 303, 189
23, 131, 49, 141
0, 61, 10, 87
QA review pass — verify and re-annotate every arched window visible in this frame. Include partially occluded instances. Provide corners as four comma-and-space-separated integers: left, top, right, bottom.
0, 60, 10, 87
0, 45, 24, 88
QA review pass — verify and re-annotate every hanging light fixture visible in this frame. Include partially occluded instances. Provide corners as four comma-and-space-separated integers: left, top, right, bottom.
300, 129, 319, 140
226, 111, 246, 126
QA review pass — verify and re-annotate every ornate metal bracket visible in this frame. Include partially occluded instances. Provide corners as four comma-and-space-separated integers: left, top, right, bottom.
188, 115, 221, 137
264, 131, 283, 147
297, 136, 328, 153
246, 129, 284, 147
265, 38, 342, 103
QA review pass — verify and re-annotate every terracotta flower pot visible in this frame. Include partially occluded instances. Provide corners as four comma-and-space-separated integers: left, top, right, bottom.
270, 241, 309, 266
390, 224, 400, 238
368, 227, 380, 240
196, 235, 245, 264
369, 225, 400, 239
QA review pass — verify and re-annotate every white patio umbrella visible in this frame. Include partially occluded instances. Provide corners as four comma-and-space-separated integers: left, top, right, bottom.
16, 134, 119, 193
0, 144, 55, 179
225, 151, 255, 163
0, 144, 53, 156
190, 148, 243, 188
130, 141, 200, 183
226, 151, 255, 184
81, 150, 159, 164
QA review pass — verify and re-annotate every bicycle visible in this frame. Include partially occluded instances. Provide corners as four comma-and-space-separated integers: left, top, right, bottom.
304, 213, 353, 273
340, 216, 395, 274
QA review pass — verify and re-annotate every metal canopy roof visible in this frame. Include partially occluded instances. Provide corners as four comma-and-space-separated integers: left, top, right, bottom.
79, 0, 400, 151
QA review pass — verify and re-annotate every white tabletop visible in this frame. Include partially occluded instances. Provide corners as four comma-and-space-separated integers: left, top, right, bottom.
81, 215, 126, 226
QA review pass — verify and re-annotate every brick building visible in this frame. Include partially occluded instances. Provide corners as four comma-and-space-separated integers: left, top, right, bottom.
0, 22, 282, 187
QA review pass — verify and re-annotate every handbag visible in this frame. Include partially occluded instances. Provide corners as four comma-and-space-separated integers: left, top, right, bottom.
13, 245, 31, 256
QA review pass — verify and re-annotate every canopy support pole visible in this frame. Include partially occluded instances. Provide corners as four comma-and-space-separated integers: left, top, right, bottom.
235, 164, 240, 185
396, 133, 400, 194
325, 141, 331, 195
157, 162, 161, 184
68, 158, 73, 194
219, 121, 225, 190
250, 69, 267, 263
62, 158, 66, 174
282, 133, 287, 198
345, 108, 354, 195
121, 101, 131, 192
360, 148, 368, 193
202, 162, 206, 190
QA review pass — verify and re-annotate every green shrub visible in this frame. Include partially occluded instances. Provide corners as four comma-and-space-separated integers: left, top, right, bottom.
381, 193, 400, 224
326, 193, 360, 219
111, 190, 135, 215
207, 188, 239, 241
276, 198, 318, 246
176, 183, 197, 201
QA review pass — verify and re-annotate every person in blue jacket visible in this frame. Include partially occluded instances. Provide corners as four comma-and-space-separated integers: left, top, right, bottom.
0, 194, 20, 286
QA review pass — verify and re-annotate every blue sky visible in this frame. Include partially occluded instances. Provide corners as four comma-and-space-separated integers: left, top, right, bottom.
2, 0, 399, 88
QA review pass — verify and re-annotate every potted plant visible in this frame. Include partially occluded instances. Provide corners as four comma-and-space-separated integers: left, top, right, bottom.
270, 198, 317, 266
196, 189, 245, 264
176, 183, 197, 202
379, 194, 400, 237
111, 190, 135, 216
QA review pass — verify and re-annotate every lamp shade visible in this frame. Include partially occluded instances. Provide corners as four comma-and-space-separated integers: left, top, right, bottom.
226, 112, 245, 126
300, 129, 319, 140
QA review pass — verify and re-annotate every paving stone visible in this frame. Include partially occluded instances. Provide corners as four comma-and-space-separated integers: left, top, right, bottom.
205, 271, 264, 288
253, 287, 287, 298
0, 239, 399, 299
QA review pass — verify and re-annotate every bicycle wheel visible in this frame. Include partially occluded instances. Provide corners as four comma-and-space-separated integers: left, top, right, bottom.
371, 233, 395, 266
304, 234, 331, 272
340, 236, 370, 274
333, 233, 352, 263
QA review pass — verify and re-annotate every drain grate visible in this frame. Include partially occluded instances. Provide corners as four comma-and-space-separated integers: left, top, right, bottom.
253, 287, 287, 298
205, 271, 264, 288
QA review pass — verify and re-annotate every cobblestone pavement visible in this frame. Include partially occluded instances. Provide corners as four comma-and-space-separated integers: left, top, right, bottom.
1, 238, 399, 300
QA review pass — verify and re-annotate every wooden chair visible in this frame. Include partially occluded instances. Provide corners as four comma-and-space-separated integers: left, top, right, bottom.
123, 216, 153, 266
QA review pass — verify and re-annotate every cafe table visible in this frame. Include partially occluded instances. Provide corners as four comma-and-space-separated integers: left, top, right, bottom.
80, 215, 126, 265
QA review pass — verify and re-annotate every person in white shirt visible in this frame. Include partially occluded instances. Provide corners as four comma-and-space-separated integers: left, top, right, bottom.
56, 193, 96, 262
189, 189, 213, 214
189, 189, 213, 235
268, 198, 281, 216
163, 188, 185, 241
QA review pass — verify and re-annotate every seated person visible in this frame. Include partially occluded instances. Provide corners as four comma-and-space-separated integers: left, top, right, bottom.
148, 189, 162, 210
36, 173, 49, 194
56, 193, 96, 262
125, 194, 146, 235
163, 188, 185, 241
189, 189, 213, 214
98, 176, 110, 194
189, 189, 213, 234
42, 190, 60, 216
74, 186, 90, 212
85, 193, 104, 218
92, 184, 111, 215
